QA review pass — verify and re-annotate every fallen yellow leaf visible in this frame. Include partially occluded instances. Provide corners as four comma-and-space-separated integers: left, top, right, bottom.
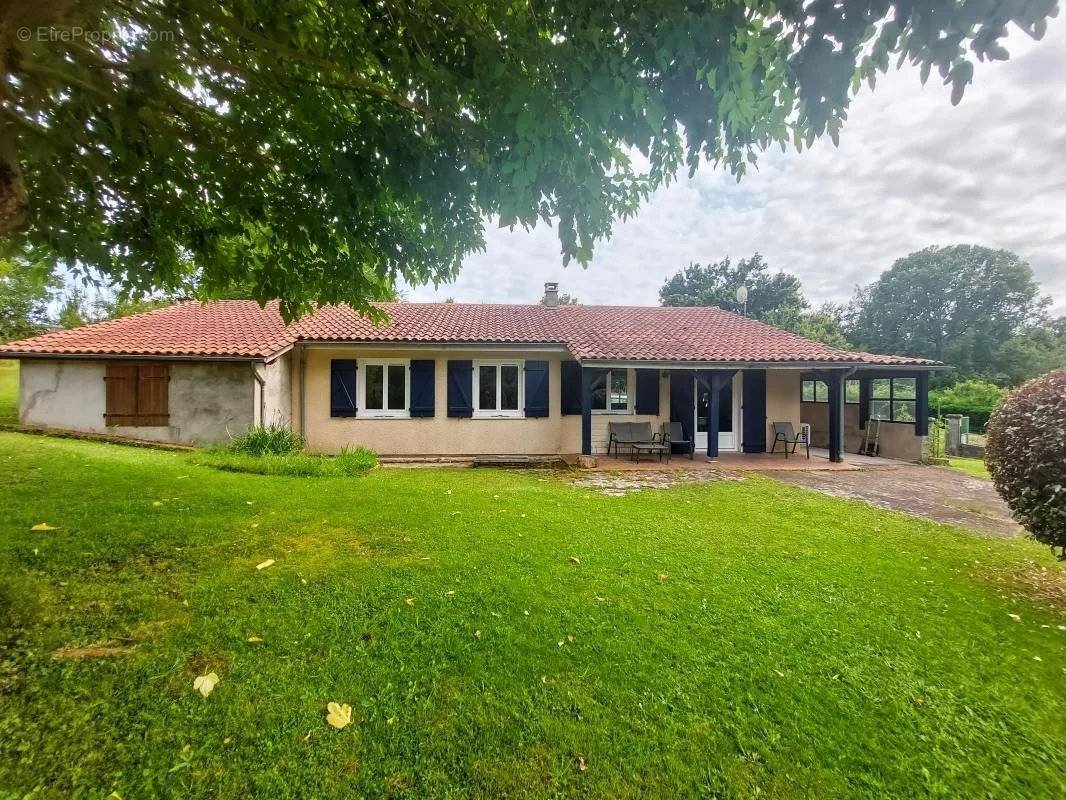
247, 636, 264, 643
193, 672, 219, 698
255, 559, 275, 571
326, 701, 353, 730
404, 597, 416, 606
568, 556, 581, 565
31, 523, 57, 531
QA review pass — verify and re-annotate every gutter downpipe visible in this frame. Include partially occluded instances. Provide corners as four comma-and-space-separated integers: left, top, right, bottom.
298, 344, 306, 437
251, 363, 267, 427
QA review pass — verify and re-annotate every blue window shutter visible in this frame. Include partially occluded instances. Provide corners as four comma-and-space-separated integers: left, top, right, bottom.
741, 370, 767, 452
560, 360, 582, 415
330, 359, 357, 418
524, 360, 549, 418
447, 360, 473, 417
635, 369, 659, 415
409, 360, 435, 417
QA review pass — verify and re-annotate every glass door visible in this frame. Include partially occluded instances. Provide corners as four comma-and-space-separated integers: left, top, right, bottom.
694, 376, 737, 452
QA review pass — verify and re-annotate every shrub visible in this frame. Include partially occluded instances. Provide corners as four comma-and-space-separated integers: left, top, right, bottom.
929, 379, 1007, 432
228, 423, 305, 456
985, 370, 1066, 559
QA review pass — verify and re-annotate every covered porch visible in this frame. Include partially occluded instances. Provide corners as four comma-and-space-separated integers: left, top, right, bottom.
577, 363, 933, 464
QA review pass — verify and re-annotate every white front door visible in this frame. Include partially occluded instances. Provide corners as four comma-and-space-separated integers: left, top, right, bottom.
694, 374, 739, 452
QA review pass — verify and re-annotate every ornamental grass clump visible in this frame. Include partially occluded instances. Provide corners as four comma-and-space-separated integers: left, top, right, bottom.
228, 423, 305, 456
985, 369, 1066, 559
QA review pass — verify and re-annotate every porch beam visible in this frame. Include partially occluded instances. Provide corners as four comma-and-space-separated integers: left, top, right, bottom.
580, 366, 593, 456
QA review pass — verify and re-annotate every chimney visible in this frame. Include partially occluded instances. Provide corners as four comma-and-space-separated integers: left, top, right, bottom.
543, 281, 560, 308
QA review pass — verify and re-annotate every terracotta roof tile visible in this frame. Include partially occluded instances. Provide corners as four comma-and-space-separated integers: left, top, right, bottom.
0, 301, 293, 359
0, 300, 942, 367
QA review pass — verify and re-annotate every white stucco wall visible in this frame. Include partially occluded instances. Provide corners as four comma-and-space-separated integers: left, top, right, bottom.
258, 352, 292, 427
18, 358, 256, 445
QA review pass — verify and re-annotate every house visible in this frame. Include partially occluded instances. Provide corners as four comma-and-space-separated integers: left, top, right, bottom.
0, 284, 943, 461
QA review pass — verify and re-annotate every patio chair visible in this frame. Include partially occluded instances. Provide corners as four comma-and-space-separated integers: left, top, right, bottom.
662, 421, 694, 459
770, 421, 810, 459
608, 421, 667, 461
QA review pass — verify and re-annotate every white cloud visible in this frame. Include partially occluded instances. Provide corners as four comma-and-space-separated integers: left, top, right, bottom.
408, 21, 1066, 316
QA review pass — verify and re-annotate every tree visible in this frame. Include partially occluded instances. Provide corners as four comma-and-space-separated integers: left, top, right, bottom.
847, 246, 1050, 382
660, 254, 805, 318
0, 250, 58, 341
2, 1, 1055, 318
763, 303, 851, 349
658, 253, 851, 347
985, 370, 1066, 559
929, 379, 1007, 430
990, 317, 1066, 386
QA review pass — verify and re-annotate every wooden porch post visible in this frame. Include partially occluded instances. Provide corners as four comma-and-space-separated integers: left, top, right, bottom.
858, 374, 871, 431
915, 371, 930, 436
580, 366, 593, 456
827, 371, 845, 463
703, 369, 737, 461
705, 371, 720, 460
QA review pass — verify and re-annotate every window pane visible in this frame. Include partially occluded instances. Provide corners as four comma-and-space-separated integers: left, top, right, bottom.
845, 380, 860, 403
872, 378, 891, 399
815, 381, 829, 403
610, 370, 628, 411
801, 381, 815, 402
591, 376, 607, 410
365, 364, 384, 409
870, 400, 891, 420
892, 378, 916, 400
387, 364, 406, 410
500, 365, 519, 410
892, 401, 916, 422
479, 365, 497, 410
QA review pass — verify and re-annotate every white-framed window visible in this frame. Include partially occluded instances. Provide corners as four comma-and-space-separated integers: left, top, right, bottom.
359, 359, 410, 418
474, 360, 523, 417
591, 368, 632, 413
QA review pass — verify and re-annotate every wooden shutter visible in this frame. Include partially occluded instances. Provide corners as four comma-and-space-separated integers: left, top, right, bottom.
669, 371, 694, 441
446, 360, 473, 417
104, 364, 140, 425
741, 370, 767, 453
635, 369, 660, 415
560, 360, 582, 415
104, 362, 170, 426
330, 360, 357, 417
137, 364, 171, 426
523, 360, 549, 418
409, 359, 436, 417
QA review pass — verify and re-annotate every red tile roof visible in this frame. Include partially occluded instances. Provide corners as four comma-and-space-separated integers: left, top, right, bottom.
0, 300, 942, 367
0, 301, 293, 360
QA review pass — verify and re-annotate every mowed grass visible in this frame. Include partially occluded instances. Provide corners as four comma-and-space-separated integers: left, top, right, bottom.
0, 360, 16, 425
0, 432, 1064, 799
948, 457, 991, 480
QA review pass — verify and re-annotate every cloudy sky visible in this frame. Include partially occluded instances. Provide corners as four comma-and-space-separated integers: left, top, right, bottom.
407, 21, 1066, 316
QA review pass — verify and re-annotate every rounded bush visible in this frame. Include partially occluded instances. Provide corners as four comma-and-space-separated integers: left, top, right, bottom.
985, 370, 1066, 559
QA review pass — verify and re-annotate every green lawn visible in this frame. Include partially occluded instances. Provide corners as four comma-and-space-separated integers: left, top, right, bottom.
947, 457, 991, 480
0, 359, 16, 425
0, 432, 1063, 799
